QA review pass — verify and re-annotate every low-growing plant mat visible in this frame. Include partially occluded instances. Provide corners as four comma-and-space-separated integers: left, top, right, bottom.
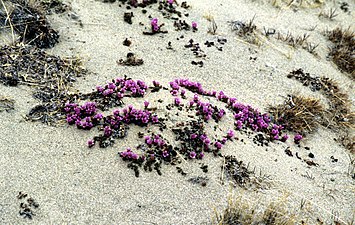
0, 0, 354, 224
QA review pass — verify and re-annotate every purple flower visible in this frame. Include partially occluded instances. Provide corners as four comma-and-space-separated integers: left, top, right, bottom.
151, 115, 159, 123
294, 134, 303, 143
131, 153, 139, 160
235, 120, 243, 130
93, 113, 103, 120
203, 138, 211, 145
190, 133, 197, 139
87, 139, 95, 148
192, 21, 197, 29
227, 129, 234, 139
281, 134, 289, 142
169, 81, 180, 90
151, 18, 158, 26
174, 97, 181, 105
271, 129, 279, 135
107, 82, 116, 90
218, 109, 226, 119
103, 89, 114, 96
221, 138, 227, 144
167, 0, 174, 4
170, 90, 179, 96
96, 86, 104, 92
215, 141, 223, 150
189, 151, 197, 159
145, 137, 153, 145
152, 80, 160, 87
144, 101, 149, 108
66, 115, 74, 124
104, 126, 112, 137
198, 152, 204, 159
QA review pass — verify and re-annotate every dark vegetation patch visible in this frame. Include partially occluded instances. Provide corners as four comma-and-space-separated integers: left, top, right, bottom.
324, 27, 354, 79
228, 16, 258, 45
221, 155, 268, 189
117, 52, 144, 66
36, 0, 70, 14
0, 95, 15, 112
0, 44, 86, 124
0, 0, 60, 48
17, 191, 39, 220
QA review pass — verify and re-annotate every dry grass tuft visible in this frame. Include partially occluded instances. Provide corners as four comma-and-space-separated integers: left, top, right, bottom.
213, 193, 297, 225
221, 155, 269, 189
276, 32, 309, 48
285, 69, 355, 152
0, 43, 86, 124
324, 27, 355, 79
269, 95, 324, 135
228, 16, 261, 46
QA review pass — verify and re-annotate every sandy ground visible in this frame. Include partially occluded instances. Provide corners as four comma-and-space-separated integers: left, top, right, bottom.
1, 0, 354, 224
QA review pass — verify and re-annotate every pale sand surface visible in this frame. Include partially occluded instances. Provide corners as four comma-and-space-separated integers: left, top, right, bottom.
0, 0, 354, 224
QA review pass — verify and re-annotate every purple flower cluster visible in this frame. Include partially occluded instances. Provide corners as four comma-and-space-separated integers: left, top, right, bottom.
120, 148, 140, 160
109, 105, 159, 126
96, 77, 147, 99
65, 102, 102, 129
294, 134, 303, 143
169, 79, 217, 97
142, 134, 175, 161
151, 18, 160, 32
87, 139, 95, 148
145, 134, 166, 148
167, 78, 292, 142
189, 95, 225, 122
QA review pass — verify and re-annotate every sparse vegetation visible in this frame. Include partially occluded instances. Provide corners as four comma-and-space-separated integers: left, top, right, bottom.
204, 14, 218, 35
318, 8, 338, 20
213, 193, 297, 225
284, 69, 355, 152
221, 155, 269, 189
324, 27, 355, 79
268, 95, 324, 135
228, 16, 260, 45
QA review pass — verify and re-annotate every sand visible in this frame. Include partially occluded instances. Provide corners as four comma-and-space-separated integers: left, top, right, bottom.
0, 0, 354, 224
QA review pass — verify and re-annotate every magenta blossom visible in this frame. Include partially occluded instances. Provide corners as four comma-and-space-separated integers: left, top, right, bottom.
87, 139, 95, 148
215, 141, 223, 150
281, 134, 289, 142
174, 97, 181, 105
294, 134, 303, 143
227, 129, 234, 139
189, 151, 197, 159
144, 101, 149, 108
192, 21, 197, 29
